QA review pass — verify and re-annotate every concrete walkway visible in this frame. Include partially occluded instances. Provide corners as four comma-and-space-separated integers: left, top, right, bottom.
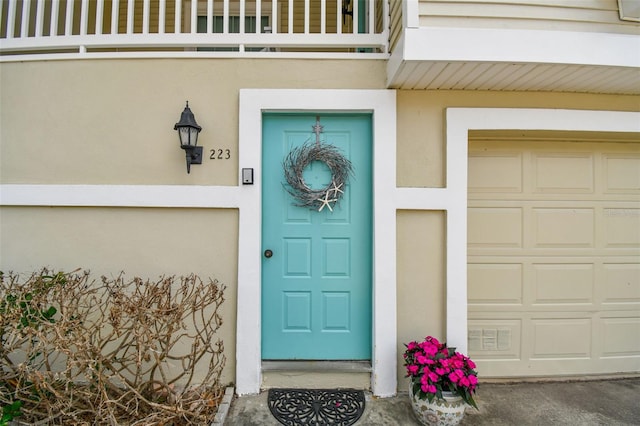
224, 378, 640, 425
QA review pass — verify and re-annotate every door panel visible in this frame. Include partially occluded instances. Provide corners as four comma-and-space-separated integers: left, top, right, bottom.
262, 114, 372, 360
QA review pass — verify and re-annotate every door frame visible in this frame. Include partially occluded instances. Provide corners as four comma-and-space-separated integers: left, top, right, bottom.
236, 89, 397, 396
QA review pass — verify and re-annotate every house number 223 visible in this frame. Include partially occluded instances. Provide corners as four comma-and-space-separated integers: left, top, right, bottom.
210, 148, 231, 160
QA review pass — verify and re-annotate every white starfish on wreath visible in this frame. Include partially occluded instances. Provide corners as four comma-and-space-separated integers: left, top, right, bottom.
329, 181, 344, 197
317, 190, 338, 212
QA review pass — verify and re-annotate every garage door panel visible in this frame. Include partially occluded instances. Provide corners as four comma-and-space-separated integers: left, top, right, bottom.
468, 153, 523, 193
468, 263, 523, 304
468, 207, 522, 248
469, 139, 640, 377
603, 209, 640, 248
531, 319, 592, 359
603, 155, 640, 193
602, 264, 640, 304
532, 264, 594, 304
533, 208, 595, 248
533, 153, 594, 194
601, 317, 640, 357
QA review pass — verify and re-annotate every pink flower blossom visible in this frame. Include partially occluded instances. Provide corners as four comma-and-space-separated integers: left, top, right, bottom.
421, 383, 437, 394
420, 372, 428, 382
451, 358, 464, 369
460, 376, 471, 387
403, 335, 479, 409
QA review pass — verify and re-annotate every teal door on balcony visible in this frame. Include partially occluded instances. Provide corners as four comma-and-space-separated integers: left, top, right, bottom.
262, 113, 372, 360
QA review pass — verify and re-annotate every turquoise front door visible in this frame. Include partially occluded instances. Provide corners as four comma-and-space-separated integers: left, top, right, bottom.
262, 113, 372, 360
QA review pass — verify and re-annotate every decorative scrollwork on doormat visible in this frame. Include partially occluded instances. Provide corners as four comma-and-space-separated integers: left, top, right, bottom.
267, 388, 366, 426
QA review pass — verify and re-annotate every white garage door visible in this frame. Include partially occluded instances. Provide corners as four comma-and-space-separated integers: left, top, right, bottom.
467, 137, 640, 377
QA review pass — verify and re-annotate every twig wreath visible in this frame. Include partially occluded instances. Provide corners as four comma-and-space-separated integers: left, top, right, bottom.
283, 118, 353, 212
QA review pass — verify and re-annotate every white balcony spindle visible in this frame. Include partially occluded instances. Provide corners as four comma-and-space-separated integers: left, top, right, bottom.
65, 0, 74, 36
320, 0, 326, 34
288, 0, 293, 34
20, 0, 30, 38
5, 0, 16, 38
159, 0, 166, 34
96, 0, 104, 34
352, 0, 358, 34
111, 0, 119, 34
127, 0, 135, 34
240, 0, 245, 35
207, 0, 213, 34
369, 0, 375, 35
271, 0, 277, 34
35, 0, 45, 37
304, 0, 309, 34
50, 0, 60, 36
223, 0, 229, 34
190, 0, 197, 34
80, 0, 89, 36
256, 0, 261, 33
336, 0, 341, 35
175, 0, 181, 33
143, 0, 150, 34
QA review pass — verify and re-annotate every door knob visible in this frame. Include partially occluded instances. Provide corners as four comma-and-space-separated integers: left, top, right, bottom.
264, 249, 273, 258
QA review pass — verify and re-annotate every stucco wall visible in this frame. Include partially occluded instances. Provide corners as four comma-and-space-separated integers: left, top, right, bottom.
0, 59, 386, 185
1, 58, 639, 391
0, 58, 386, 388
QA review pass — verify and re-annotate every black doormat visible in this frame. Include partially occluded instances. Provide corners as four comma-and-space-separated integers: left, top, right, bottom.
268, 388, 366, 426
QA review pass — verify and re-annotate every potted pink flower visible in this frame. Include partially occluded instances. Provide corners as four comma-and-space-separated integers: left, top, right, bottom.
403, 336, 478, 425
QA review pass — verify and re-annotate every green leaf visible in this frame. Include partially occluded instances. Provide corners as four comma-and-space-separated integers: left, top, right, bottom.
1, 400, 23, 424
43, 306, 57, 320
467, 394, 479, 410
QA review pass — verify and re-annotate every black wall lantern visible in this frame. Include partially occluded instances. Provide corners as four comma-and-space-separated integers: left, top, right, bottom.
174, 101, 202, 173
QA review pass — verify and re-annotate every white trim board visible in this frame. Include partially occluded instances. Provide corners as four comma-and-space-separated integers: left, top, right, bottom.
0, 184, 242, 208
237, 89, 398, 397
396, 27, 640, 68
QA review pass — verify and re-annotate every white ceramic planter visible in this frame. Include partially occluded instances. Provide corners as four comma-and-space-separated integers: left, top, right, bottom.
409, 384, 467, 426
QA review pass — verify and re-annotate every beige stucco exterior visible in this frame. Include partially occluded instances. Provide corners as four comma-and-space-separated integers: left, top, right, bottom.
1, 58, 639, 389
0, 59, 386, 185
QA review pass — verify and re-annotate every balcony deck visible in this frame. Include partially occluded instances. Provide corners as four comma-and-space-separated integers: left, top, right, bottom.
2, 0, 638, 95
0, 0, 390, 60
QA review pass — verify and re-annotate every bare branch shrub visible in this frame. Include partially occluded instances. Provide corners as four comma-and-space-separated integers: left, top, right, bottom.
0, 269, 226, 425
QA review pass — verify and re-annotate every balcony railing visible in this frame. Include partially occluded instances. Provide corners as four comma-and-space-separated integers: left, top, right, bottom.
0, 0, 389, 60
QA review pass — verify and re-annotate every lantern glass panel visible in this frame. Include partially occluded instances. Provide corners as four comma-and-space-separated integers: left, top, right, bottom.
178, 127, 197, 147
189, 127, 200, 146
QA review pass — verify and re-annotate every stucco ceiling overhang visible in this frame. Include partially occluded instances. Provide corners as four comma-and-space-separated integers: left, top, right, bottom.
387, 27, 640, 95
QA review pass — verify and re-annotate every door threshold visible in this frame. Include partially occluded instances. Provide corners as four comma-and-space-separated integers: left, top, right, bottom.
262, 360, 372, 373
